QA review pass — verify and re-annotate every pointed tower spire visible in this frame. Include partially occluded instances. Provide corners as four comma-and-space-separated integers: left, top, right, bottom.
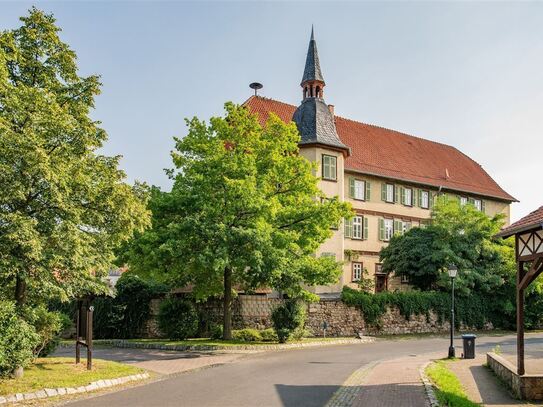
293, 27, 350, 156
301, 26, 325, 89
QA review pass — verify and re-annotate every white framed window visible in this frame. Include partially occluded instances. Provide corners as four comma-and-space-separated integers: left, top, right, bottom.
384, 219, 394, 241
402, 221, 412, 234
354, 180, 365, 200
352, 216, 363, 239
403, 188, 413, 206
401, 274, 409, 284
421, 191, 429, 209
386, 184, 394, 203
460, 196, 468, 206
352, 262, 363, 281
473, 199, 482, 211
375, 263, 383, 274
322, 155, 337, 181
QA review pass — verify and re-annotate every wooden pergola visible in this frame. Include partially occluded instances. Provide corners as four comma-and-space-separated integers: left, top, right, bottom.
497, 205, 543, 375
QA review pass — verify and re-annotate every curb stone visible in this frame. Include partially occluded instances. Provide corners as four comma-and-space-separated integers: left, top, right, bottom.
84, 337, 375, 352
0, 372, 150, 405
419, 362, 440, 407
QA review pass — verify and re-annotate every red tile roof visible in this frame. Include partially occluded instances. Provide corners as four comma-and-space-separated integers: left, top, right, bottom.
244, 96, 515, 202
497, 206, 543, 237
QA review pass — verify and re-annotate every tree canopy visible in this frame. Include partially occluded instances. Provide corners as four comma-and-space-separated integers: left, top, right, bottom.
121, 102, 352, 338
380, 197, 515, 295
0, 8, 150, 306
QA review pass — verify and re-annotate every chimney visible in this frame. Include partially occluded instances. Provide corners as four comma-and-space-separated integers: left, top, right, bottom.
328, 104, 335, 116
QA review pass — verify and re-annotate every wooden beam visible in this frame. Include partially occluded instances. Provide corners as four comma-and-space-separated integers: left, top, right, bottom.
518, 259, 525, 376
519, 257, 543, 291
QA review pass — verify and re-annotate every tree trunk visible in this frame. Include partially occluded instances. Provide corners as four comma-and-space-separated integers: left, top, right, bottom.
223, 267, 233, 340
15, 275, 26, 307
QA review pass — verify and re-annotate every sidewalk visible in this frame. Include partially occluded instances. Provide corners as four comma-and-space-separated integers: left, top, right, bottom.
327, 353, 440, 407
448, 355, 538, 406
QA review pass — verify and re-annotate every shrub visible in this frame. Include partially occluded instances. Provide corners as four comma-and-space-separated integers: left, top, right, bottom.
0, 301, 39, 376
232, 329, 262, 342
210, 324, 223, 340
271, 300, 306, 343
92, 274, 168, 339
260, 328, 278, 342
26, 307, 72, 357
158, 298, 198, 340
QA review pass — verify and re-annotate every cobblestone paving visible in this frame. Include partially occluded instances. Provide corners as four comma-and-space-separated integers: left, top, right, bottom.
327, 354, 439, 407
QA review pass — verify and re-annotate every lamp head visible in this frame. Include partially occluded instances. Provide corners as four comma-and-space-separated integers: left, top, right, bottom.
448, 264, 458, 279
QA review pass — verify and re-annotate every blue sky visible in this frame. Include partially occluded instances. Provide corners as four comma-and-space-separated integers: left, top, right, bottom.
2, 1, 542, 222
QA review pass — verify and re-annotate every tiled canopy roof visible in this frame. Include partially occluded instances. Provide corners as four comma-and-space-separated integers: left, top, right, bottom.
497, 206, 543, 237
244, 95, 516, 202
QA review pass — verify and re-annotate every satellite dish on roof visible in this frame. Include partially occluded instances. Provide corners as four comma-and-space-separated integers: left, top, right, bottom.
249, 82, 263, 96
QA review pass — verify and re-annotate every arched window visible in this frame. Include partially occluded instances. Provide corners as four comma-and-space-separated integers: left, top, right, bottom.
316, 86, 321, 98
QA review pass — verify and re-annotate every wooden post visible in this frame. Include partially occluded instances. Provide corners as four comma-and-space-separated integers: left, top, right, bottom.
75, 300, 81, 364
517, 259, 525, 376
87, 306, 93, 370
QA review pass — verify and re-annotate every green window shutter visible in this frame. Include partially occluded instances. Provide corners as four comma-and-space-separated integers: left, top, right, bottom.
381, 183, 387, 201
413, 189, 418, 207
344, 218, 353, 238
349, 177, 355, 198
378, 218, 385, 241
481, 200, 486, 213
406, 222, 412, 231
468, 197, 475, 205
363, 217, 369, 240
394, 220, 402, 235
365, 181, 371, 201
418, 190, 423, 207
394, 185, 399, 203
400, 187, 406, 205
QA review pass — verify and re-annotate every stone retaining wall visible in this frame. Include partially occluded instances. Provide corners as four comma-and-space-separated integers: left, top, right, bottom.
487, 352, 543, 400
143, 295, 490, 338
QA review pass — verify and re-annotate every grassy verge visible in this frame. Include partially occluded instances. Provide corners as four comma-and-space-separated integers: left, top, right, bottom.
425, 359, 480, 407
0, 357, 145, 396
122, 337, 358, 347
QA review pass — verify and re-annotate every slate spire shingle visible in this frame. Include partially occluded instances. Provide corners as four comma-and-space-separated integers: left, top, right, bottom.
293, 27, 350, 155
301, 25, 325, 85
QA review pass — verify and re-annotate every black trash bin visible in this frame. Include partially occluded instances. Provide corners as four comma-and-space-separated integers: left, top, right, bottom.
461, 334, 476, 359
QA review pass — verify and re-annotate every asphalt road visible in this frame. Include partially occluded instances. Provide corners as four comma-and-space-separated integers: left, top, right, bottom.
64, 333, 543, 407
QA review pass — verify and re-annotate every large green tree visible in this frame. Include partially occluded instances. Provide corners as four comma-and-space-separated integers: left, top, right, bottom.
380, 197, 515, 295
122, 103, 352, 339
0, 8, 150, 306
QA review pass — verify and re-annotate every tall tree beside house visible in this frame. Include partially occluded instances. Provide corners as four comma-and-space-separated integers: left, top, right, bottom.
379, 197, 515, 295
0, 8, 150, 306
121, 103, 352, 339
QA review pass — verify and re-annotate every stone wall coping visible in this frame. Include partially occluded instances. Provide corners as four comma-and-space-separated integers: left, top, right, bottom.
0, 372, 150, 405
487, 352, 517, 374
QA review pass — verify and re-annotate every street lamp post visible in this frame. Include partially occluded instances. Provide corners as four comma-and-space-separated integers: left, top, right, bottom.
448, 264, 458, 358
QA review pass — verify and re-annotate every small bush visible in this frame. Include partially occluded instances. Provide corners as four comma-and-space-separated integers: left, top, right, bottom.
0, 301, 39, 376
157, 298, 198, 340
260, 328, 278, 342
232, 329, 262, 342
26, 307, 71, 357
210, 324, 223, 340
271, 300, 306, 343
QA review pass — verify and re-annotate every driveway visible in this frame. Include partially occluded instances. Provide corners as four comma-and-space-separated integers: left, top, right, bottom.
63, 333, 543, 407
53, 345, 246, 375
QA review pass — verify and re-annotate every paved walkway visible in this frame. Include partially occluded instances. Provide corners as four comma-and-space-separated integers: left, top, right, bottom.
448, 355, 543, 406
53, 345, 247, 375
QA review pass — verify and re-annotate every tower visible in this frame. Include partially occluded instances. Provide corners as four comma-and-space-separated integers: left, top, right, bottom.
293, 27, 349, 294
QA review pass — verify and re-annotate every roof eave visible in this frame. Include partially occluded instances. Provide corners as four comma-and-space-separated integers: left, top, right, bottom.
496, 223, 543, 239
344, 167, 516, 203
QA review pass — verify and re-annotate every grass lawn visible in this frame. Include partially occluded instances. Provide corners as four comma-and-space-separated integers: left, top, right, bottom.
0, 357, 144, 396
425, 359, 480, 407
